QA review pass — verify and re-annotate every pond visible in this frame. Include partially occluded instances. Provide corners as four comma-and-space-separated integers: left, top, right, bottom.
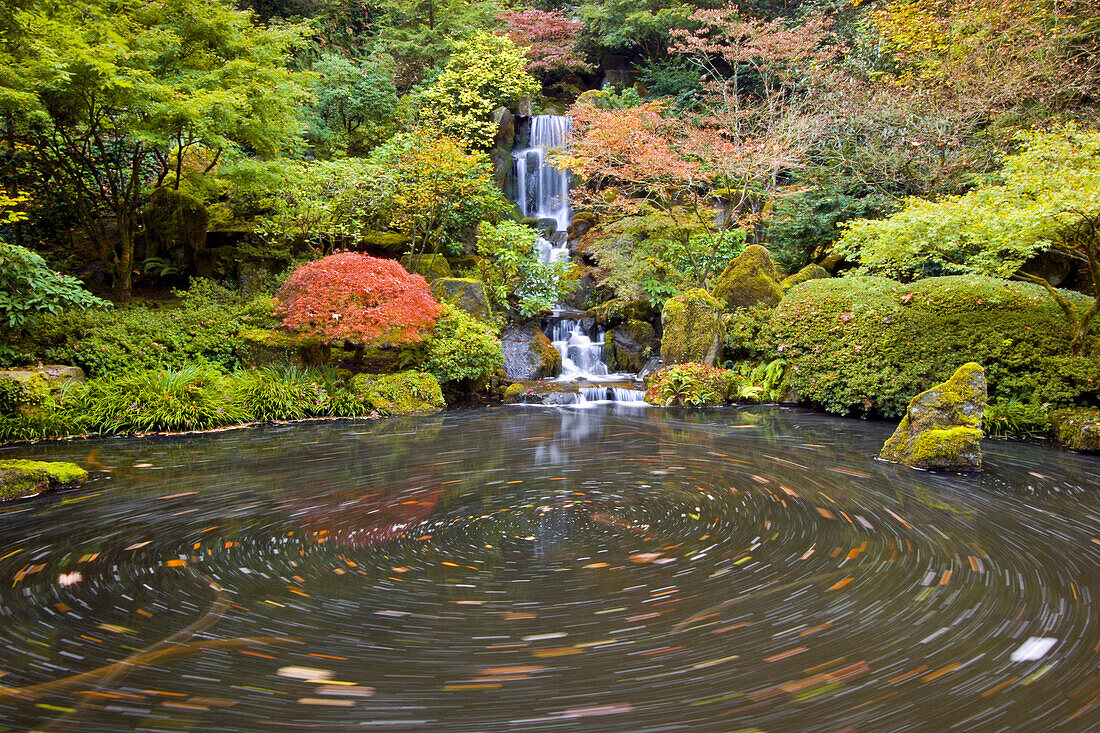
0, 405, 1098, 731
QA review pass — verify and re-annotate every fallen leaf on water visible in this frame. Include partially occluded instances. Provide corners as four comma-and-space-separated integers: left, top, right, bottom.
827, 577, 854, 591
629, 553, 662, 563
297, 697, 354, 706
278, 666, 334, 681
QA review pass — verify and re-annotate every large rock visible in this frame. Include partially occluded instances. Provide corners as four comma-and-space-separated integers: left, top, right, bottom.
236, 329, 330, 369
607, 320, 656, 373
501, 324, 561, 380
138, 187, 208, 276
781, 264, 831, 290
660, 289, 725, 366
350, 371, 444, 415
0, 460, 88, 501
712, 245, 784, 310
1049, 408, 1100, 452
401, 253, 452, 282
431, 278, 491, 321
0, 365, 85, 388
880, 363, 987, 470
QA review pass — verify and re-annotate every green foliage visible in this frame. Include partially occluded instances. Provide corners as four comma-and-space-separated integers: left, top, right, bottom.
636, 57, 704, 112
578, 0, 694, 57
226, 366, 326, 421
734, 358, 789, 402
983, 397, 1051, 438
308, 52, 399, 156
424, 304, 503, 386
419, 32, 539, 149
644, 363, 737, 406
476, 221, 573, 317
77, 365, 247, 433
768, 275, 1100, 417
0, 244, 109, 330
11, 279, 277, 376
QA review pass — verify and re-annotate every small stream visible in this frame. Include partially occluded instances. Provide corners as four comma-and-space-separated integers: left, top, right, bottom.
0, 406, 1097, 731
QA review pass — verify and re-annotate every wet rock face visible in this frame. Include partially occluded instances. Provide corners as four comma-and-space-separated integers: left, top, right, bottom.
501, 324, 561, 380
607, 320, 656, 374
711, 245, 784, 311
660, 289, 725, 367
880, 362, 987, 470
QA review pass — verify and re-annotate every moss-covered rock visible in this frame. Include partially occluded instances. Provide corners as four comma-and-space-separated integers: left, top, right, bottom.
430, 278, 491, 321
500, 324, 561, 380
711, 245, 784, 311
645, 363, 738, 406
661, 289, 725, 366
586, 298, 658, 327
0, 459, 88, 501
0, 365, 86, 388
400, 253, 453, 281
768, 276, 1100, 417
607, 320, 656, 373
1048, 408, 1100, 452
361, 230, 410, 253
781, 264, 831, 290
236, 329, 330, 369
880, 363, 986, 470
138, 187, 208, 275
350, 371, 444, 415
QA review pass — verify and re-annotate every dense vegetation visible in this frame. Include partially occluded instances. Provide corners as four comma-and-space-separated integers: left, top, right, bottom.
1, 0, 1098, 444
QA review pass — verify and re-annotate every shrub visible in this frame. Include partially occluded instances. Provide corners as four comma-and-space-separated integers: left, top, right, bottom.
277, 253, 442, 347
645, 363, 737, 406
424, 304, 503, 387
767, 275, 1100, 417
984, 398, 1051, 438
226, 366, 326, 421
0, 243, 109, 331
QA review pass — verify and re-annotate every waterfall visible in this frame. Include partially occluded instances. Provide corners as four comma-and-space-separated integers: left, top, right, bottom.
547, 318, 610, 381
513, 116, 572, 232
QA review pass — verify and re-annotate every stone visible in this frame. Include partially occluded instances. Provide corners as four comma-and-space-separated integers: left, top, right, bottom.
607, 320, 656, 373
0, 460, 88, 501
138, 187, 208, 276
502, 381, 577, 405
400, 253, 452, 282
0, 365, 85, 387
781, 264, 831, 290
350, 371, 444, 415
879, 363, 987, 470
711, 245, 784, 311
501, 324, 561, 380
236, 329, 330, 369
361, 230, 410, 253
431, 278, 491, 321
660, 289, 725, 366
1048, 408, 1100, 452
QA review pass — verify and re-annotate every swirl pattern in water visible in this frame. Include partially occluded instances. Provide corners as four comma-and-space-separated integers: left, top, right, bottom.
0, 405, 1098, 731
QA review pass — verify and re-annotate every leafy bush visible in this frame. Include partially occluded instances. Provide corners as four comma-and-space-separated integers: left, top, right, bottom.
0, 244, 109, 330
733, 359, 789, 403
424, 304, 503, 387
767, 275, 1100, 417
983, 398, 1051, 438
13, 280, 277, 376
0, 378, 83, 442
476, 221, 573, 317
226, 366, 325, 421
645, 363, 737, 407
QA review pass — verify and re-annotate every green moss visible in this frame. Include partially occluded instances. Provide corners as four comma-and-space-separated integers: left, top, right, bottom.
361, 230, 410, 251
907, 427, 984, 465
661, 288, 725, 366
534, 330, 562, 376
781, 264, 831, 290
400, 254, 453, 281
571, 211, 596, 224
0, 459, 88, 501
237, 328, 328, 369
519, 217, 540, 228
503, 383, 525, 404
767, 275, 1100, 417
1048, 408, 1100, 452
711, 245, 784, 311
350, 370, 444, 415
430, 278, 491, 321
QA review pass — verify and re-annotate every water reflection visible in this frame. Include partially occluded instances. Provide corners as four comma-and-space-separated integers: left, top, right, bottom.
0, 406, 1097, 731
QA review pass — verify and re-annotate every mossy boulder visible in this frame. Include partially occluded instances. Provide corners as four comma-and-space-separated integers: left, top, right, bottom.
880, 363, 987, 470
431, 278, 491, 321
501, 324, 561, 380
712, 245, 784, 311
350, 371, 444, 415
586, 298, 658, 327
0, 365, 86, 388
661, 289, 725, 366
607, 320, 656, 373
781, 264, 831, 290
401, 254, 453, 282
1048, 408, 1100, 452
361, 230, 410, 253
237, 329, 330, 369
0, 460, 88, 501
645, 363, 737, 406
138, 187, 208, 275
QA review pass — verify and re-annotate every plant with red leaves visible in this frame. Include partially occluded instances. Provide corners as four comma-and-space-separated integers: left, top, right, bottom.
276, 252, 442, 347
497, 9, 592, 77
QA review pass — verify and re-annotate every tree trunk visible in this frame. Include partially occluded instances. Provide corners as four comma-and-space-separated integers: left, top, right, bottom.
113, 224, 134, 301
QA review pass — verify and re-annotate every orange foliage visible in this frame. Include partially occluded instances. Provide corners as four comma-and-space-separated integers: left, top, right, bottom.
276, 253, 442, 345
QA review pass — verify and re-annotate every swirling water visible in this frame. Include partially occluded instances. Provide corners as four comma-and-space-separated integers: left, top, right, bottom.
0, 405, 1097, 732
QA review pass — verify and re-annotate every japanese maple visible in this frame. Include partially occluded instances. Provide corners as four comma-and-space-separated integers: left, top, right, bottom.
276, 253, 442, 346
497, 9, 592, 77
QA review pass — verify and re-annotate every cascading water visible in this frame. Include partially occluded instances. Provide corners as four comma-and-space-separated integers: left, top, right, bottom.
513, 115, 572, 232
511, 115, 643, 397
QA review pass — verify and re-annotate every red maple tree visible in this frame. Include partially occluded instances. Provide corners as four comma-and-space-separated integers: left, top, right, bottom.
497, 9, 592, 76
276, 253, 442, 346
